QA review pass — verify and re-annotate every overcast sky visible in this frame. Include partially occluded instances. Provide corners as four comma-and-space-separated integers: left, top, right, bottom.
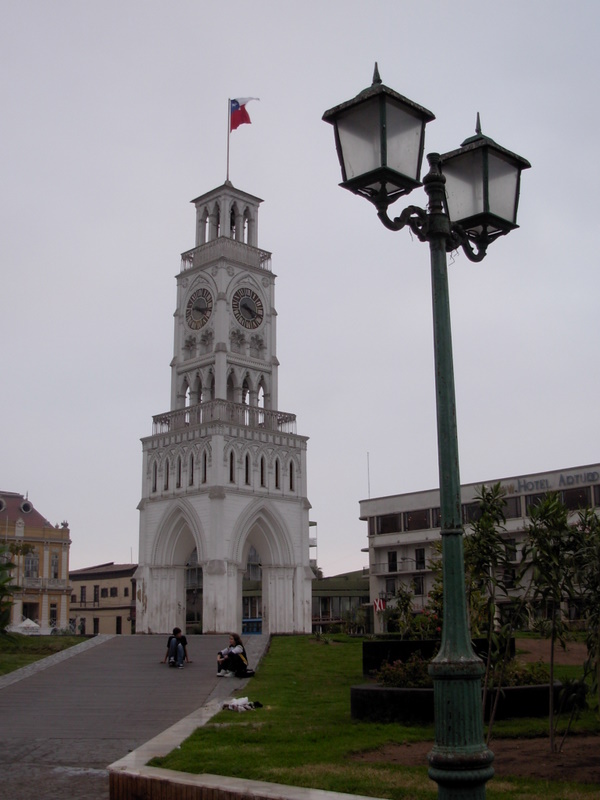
2, 2, 599, 574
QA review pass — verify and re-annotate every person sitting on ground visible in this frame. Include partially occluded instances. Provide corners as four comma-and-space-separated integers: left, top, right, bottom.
163, 627, 191, 668
217, 632, 249, 677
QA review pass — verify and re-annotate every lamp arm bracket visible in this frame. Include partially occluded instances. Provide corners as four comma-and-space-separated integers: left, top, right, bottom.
376, 203, 429, 241
448, 224, 488, 263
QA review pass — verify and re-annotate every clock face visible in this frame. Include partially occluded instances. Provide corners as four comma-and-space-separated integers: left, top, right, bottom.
232, 287, 264, 330
185, 288, 213, 330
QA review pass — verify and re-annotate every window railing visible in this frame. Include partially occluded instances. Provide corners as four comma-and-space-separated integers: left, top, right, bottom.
152, 399, 297, 436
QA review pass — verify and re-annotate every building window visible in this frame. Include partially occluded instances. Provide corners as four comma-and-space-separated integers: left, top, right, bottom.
93, 618, 99, 635
71, 594, 76, 603
80, 586, 87, 604
101, 588, 108, 598
412, 575, 425, 596
260, 457, 266, 487
289, 461, 295, 492
504, 538, 517, 563
110, 587, 118, 598
229, 451, 235, 483
124, 587, 129, 597
385, 578, 396, 596
595, 484, 600, 507
377, 514, 401, 534
24, 552, 39, 578
462, 503, 482, 524
245, 454, 251, 485
275, 459, 280, 489
415, 548, 426, 571
503, 495, 521, 519
189, 454, 195, 486
432, 507, 442, 528
202, 451, 208, 483
404, 509, 430, 531
51, 552, 59, 579
116, 616, 122, 635
176, 456, 182, 488
562, 486, 590, 510
152, 462, 157, 493
79, 618, 86, 634
525, 493, 546, 514
164, 459, 170, 490
49, 603, 57, 628
93, 585, 99, 603
387, 551, 398, 573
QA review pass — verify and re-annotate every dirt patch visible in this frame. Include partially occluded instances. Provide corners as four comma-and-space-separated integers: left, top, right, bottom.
352, 736, 600, 785
516, 637, 587, 666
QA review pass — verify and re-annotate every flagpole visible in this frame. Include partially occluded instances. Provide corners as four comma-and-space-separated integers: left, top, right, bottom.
226, 98, 231, 182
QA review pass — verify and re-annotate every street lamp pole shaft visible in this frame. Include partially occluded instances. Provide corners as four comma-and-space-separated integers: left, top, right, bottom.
423, 154, 494, 799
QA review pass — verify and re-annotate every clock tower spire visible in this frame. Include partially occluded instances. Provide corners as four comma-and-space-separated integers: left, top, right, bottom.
136, 182, 313, 635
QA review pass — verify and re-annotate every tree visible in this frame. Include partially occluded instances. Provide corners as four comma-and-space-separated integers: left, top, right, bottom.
0, 545, 19, 634
574, 508, 600, 710
522, 492, 579, 752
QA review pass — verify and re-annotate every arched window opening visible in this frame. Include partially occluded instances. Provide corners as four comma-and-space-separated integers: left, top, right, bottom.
289, 461, 295, 492
229, 451, 235, 483
176, 456, 182, 488
164, 459, 170, 490
245, 454, 251, 485
189, 454, 194, 486
241, 376, 250, 406
227, 372, 235, 403
275, 459, 280, 489
260, 456, 266, 487
152, 462, 158, 493
230, 206, 236, 239
202, 451, 208, 483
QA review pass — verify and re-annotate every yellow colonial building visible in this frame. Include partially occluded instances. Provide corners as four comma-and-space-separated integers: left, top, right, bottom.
1, 491, 71, 634
69, 563, 136, 635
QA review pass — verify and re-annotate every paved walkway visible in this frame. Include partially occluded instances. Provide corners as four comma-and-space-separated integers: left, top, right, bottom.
0, 633, 270, 800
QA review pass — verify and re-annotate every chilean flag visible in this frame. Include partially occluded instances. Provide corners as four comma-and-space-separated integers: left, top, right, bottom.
230, 97, 259, 131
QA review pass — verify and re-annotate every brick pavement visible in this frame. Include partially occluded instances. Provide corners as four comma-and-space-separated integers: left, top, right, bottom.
0, 633, 269, 800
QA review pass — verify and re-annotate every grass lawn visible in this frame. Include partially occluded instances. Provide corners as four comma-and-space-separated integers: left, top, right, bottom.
0, 633, 82, 675
150, 635, 599, 800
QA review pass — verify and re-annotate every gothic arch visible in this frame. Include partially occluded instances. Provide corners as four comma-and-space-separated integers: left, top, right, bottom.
151, 499, 207, 566
231, 500, 295, 568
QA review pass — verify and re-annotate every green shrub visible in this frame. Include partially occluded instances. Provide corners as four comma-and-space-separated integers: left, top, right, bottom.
376, 652, 432, 688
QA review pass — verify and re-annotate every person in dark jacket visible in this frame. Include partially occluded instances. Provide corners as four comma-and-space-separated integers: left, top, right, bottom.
217, 632, 248, 677
163, 627, 191, 668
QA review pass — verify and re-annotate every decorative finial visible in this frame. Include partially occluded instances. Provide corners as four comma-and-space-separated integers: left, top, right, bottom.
475, 112, 482, 135
372, 62, 382, 86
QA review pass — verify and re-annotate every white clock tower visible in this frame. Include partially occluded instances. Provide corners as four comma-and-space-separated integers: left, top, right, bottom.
135, 182, 313, 634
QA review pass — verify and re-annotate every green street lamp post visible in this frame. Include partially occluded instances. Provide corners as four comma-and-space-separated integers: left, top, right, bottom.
323, 66, 530, 800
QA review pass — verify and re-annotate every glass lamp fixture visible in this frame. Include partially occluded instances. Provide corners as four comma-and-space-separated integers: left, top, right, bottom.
322, 64, 435, 205
441, 115, 531, 244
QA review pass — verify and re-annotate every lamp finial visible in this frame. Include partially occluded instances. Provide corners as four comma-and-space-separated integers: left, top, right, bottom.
372, 62, 382, 86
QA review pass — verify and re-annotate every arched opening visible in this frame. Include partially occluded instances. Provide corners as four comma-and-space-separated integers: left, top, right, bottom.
189, 454, 195, 486
245, 453, 251, 485
275, 458, 280, 489
260, 456, 266, 487
289, 461, 295, 492
152, 461, 158, 493
229, 451, 236, 483
186, 548, 203, 631
176, 456, 182, 489
242, 544, 262, 633
164, 459, 170, 490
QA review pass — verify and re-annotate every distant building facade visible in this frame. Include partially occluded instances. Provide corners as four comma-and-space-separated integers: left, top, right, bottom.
69, 563, 136, 635
360, 463, 600, 633
311, 570, 371, 633
0, 491, 71, 634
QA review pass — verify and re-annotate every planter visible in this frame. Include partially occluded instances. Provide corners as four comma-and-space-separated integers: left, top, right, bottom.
350, 682, 560, 723
362, 638, 515, 675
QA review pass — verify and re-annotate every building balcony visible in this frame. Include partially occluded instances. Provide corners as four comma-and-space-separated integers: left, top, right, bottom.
370, 562, 427, 576
152, 399, 297, 436
181, 238, 272, 273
